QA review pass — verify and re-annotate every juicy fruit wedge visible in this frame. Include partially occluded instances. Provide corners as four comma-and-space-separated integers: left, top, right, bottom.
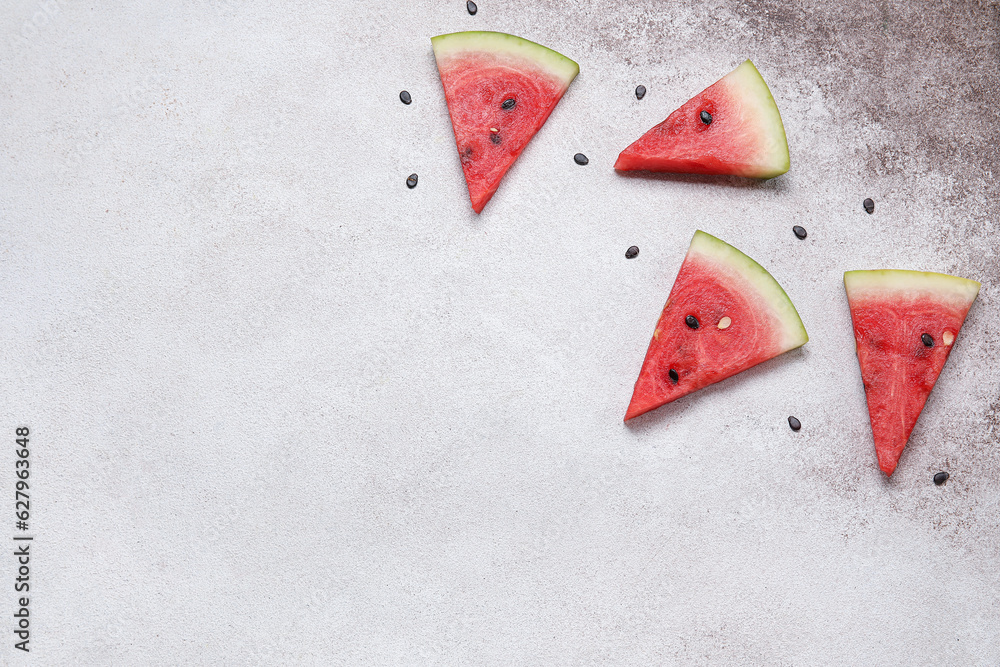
432, 31, 579, 213
625, 231, 808, 421
844, 270, 980, 476
615, 60, 789, 179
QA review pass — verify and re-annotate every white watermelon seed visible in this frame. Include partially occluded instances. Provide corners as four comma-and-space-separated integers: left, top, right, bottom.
718, 317, 732, 330
943, 331, 954, 345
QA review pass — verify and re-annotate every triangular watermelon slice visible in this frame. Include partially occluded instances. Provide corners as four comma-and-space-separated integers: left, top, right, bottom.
432, 31, 579, 213
625, 231, 808, 421
844, 270, 980, 476
614, 60, 789, 179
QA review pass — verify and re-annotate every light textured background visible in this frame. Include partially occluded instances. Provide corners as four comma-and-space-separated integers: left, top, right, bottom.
2, 0, 999, 664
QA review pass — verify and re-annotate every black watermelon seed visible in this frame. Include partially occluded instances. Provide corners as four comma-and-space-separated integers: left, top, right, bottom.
668, 368, 679, 383
399, 90, 412, 105
406, 173, 418, 189
574, 153, 589, 165
685, 315, 699, 329
792, 225, 807, 240
921, 333, 934, 347
501, 98, 516, 110
788, 416, 801, 431
635, 85, 646, 100
700, 110, 713, 125
467, 0, 477, 14
933, 471, 949, 485
625, 245, 639, 259
863, 198, 875, 214
490, 133, 501, 145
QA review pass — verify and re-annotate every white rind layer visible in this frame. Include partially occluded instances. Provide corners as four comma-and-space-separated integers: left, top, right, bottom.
431, 31, 579, 88
844, 269, 981, 307
723, 60, 790, 177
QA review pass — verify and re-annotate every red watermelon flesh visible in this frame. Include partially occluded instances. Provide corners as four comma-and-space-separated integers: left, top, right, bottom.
844, 270, 980, 476
615, 60, 789, 179
625, 231, 808, 421
432, 32, 579, 213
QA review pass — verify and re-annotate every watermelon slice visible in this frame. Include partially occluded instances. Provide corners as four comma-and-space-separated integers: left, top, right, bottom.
432, 31, 579, 213
614, 60, 789, 179
844, 270, 980, 476
625, 231, 808, 421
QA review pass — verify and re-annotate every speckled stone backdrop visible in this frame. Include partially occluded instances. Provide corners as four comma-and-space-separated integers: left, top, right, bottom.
1, 0, 998, 664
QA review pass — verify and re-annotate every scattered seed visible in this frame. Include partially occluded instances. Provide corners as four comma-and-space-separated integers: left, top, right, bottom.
788, 416, 801, 431
863, 198, 875, 214
792, 225, 807, 240
717, 316, 732, 330
933, 471, 949, 485
406, 173, 418, 189
685, 315, 699, 329
501, 98, 516, 110
625, 245, 639, 259
467, 0, 477, 14
490, 127, 498, 133
399, 90, 412, 105
668, 368, 679, 383
574, 153, 589, 165
921, 333, 934, 348
635, 85, 646, 100
700, 110, 712, 125
943, 331, 954, 345
490, 133, 501, 145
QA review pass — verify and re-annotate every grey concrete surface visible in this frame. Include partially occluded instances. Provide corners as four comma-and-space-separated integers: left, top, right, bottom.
1, 0, 999, 664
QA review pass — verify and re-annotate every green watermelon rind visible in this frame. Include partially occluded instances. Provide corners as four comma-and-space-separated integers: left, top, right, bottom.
843, 269, 981, 305
431, 31, 579, 88
690, 230, 808, 350
727, 60, 790, 179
